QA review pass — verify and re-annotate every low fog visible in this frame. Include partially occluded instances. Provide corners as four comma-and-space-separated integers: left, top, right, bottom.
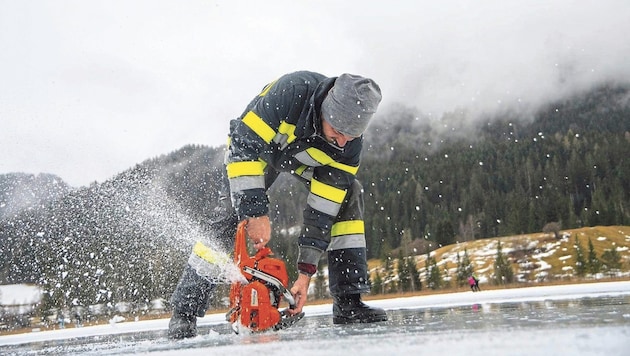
2, 1, 629, 186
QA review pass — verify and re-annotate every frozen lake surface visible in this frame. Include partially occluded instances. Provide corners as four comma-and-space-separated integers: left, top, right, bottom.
2, 281, 630, 355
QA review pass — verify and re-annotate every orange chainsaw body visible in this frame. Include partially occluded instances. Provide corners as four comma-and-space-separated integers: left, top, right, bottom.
227, 221, 290, 332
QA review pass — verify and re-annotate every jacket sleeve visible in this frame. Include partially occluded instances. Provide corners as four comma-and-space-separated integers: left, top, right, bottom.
224, 78, 292, 220
296, 141, 362, 275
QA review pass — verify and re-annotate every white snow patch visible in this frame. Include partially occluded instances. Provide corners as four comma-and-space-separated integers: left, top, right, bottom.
0, 284, 42, 308
109, 315, 126, 325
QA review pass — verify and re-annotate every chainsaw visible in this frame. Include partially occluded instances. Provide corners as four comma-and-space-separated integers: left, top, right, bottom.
225, 220, 305, 333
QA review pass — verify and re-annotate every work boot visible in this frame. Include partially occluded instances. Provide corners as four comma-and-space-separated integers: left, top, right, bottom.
168, 312, 197, 339
332, 294, 387, 324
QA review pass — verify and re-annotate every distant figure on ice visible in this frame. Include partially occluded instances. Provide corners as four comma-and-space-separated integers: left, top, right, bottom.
473, 275, 481, 291
468, 275, 481, 292
74, 310, 83, 328
57, 313, 65, 329
168, 71, 387, 339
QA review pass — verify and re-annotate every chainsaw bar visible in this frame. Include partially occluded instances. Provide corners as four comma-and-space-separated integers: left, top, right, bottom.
227, 309, 305, 334
274, 310, 305, 331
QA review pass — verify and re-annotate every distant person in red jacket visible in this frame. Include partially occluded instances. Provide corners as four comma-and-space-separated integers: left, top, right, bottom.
468, 275, 480, 292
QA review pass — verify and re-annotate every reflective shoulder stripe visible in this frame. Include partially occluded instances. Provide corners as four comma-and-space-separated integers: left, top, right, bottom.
295, 151, 320, 167
259, 79, 278, 97
242, 111, 276, 144
310, 179, 346, 204
226, 160, 266, 178
305, 147, 333, 165
304, 147, 359, 175
331, 220, 365, 237
330, 161, 359, 175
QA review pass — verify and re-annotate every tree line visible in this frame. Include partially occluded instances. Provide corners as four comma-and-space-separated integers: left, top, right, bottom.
357, 84, 630, 260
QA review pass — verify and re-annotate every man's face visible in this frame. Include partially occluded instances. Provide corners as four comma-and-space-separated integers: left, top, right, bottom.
321, 117, 358, 148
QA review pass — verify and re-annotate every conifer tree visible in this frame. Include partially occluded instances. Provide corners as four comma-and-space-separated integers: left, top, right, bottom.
425, 252, 442, 290
407, 256, 421, 292
455, 252, 463, 286
574, 235, 587, 277
397, 250, 411, 292
371, 270, 383, 295
587, 238, 602, 274
383, 257, 397, 294
314, 262, 327, 299
456, 249, 474, 287
493, 241, 514, 285
601, 245, 622, 275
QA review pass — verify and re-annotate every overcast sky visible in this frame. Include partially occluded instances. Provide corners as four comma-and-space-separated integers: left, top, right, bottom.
2, 1, 630, 187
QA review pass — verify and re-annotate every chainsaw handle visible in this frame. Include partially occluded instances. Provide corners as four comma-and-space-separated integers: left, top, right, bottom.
234, 220, 249, 264
242, 266, 297, 308
284, 290, 297, 309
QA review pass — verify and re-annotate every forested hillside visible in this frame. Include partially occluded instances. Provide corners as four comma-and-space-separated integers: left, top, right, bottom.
360, 84, 630, 259
1, 83, 629, 318
0, 146, 228, 313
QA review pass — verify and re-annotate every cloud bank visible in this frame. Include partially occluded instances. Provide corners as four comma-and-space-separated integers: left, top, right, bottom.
1, 1, 629, 186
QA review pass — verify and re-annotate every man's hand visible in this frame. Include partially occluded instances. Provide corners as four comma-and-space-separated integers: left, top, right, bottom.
288, 273, 311, 315
245, 215, 271, 250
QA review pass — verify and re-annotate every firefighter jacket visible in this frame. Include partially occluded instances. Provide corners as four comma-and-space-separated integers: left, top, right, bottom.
225, 71, 367, 276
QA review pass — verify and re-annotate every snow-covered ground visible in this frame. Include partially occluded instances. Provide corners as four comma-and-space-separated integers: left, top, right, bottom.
2, 281, 630, 355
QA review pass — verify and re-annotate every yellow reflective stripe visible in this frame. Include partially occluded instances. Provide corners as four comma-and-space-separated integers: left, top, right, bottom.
226, 160, 266, 178
305, 148, 359, 175
331, 220, 365, 237
192, 241, 229, 264
295, 165, 307, 175
330, 161, 359, 175
305, 147, 333, 165
310, 179, 346, 204
278, 121, 297, 144
242, 111, 276, 144
259, 79, 278, 97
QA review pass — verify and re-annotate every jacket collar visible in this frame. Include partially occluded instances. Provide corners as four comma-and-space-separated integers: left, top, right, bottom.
296, 76, 336, 138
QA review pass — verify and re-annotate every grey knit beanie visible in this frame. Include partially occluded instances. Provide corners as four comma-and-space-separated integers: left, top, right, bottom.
321, 73, 382, 137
